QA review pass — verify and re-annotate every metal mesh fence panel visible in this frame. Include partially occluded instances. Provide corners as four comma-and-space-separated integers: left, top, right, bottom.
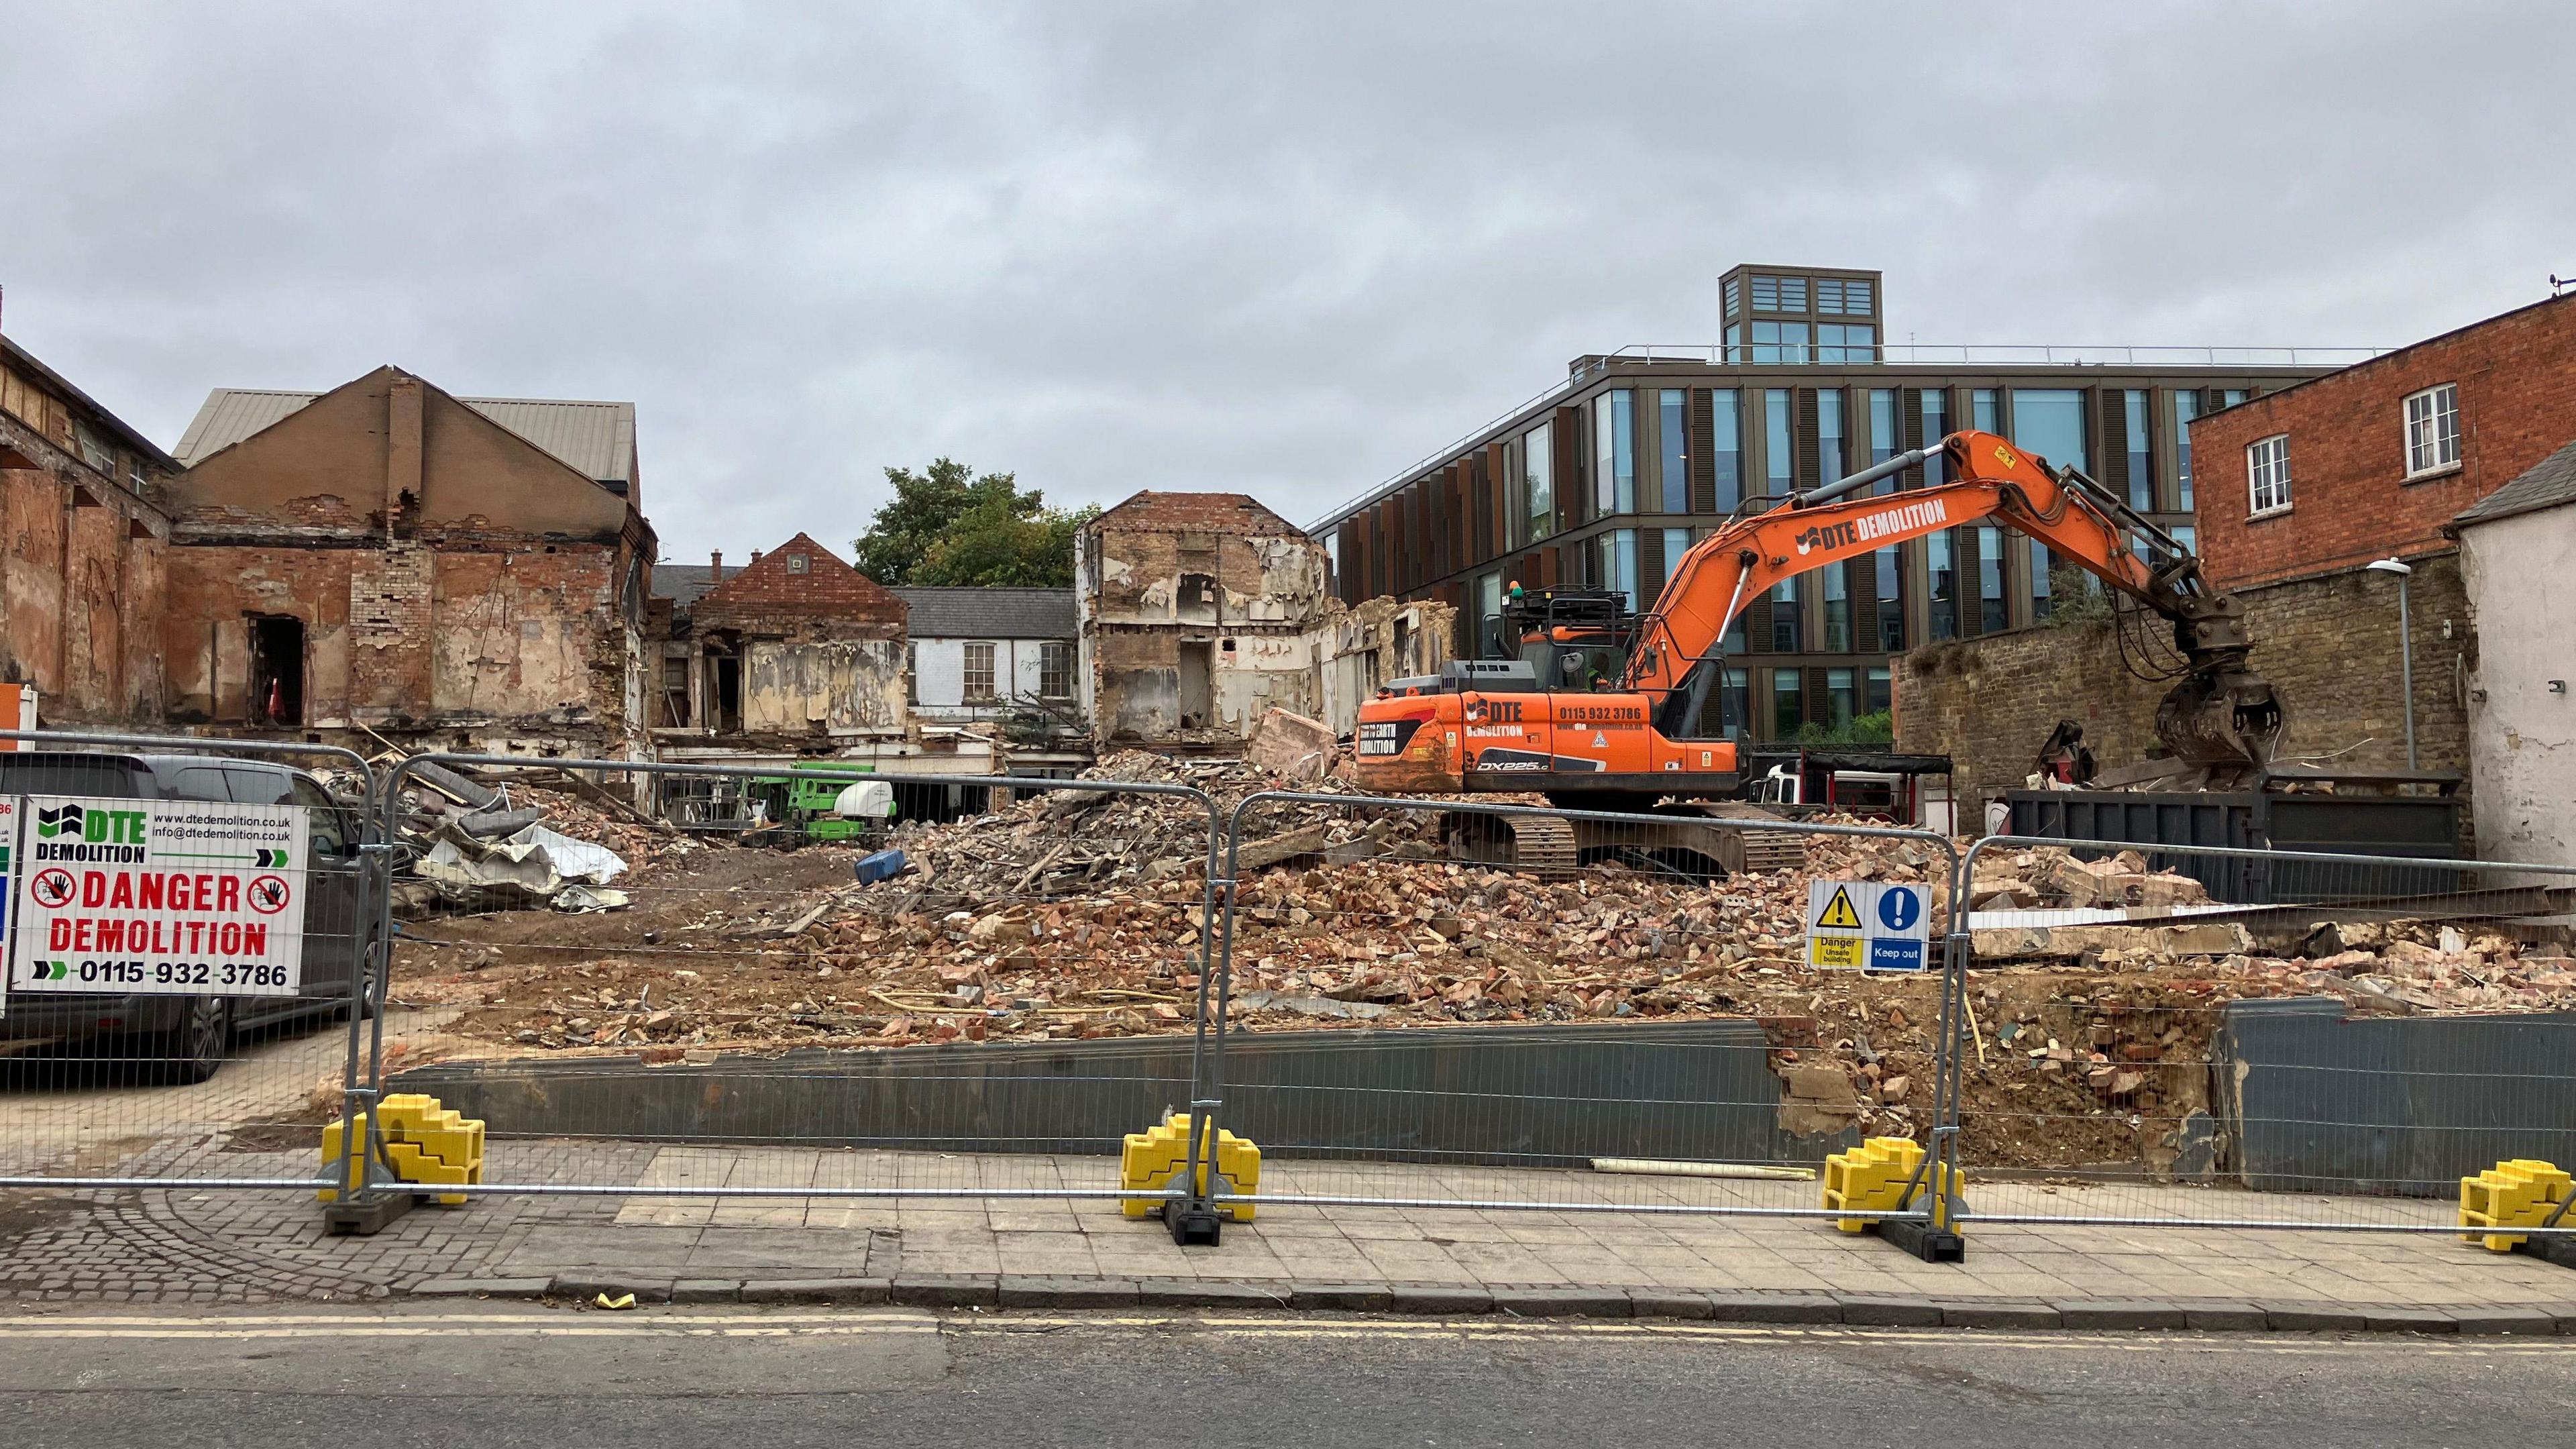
1199, 792, 1962, 1222
362, 754, 1225, 1210
0, 731, 376, 1194
1950, 833, 2576, 1236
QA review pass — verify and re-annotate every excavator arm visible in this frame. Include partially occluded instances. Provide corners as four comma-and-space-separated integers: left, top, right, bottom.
1627, 429, 2283, 772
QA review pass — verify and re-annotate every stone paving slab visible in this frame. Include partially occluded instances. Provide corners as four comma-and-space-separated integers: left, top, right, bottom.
7, 1137, 2576, 1334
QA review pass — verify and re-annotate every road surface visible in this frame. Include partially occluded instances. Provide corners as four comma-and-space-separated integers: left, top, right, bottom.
5, 1302, 2571, 1447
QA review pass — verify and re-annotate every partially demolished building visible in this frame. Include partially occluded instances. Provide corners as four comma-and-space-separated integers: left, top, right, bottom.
1074, 490, 1452, 748
0, 335, 178, 728
164, 368, 653, 756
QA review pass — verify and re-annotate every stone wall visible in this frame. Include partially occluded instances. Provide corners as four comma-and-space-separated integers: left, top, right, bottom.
1898, 553, 2473, 810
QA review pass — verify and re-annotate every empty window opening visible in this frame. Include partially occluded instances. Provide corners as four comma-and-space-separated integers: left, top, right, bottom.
248, 616, 305, 727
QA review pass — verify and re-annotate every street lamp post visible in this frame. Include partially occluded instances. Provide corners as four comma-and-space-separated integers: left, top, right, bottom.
2365, 557, 2416, 769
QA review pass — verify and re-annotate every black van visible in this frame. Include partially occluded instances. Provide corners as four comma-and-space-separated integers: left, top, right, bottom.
0, 751, 372, 1082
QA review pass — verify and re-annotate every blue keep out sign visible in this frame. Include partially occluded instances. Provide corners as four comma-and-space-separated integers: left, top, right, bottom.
1807, 879, 1931, 973
1869, 936, 1927, 971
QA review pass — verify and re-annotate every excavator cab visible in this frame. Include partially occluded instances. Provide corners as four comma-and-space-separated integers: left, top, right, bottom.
1491, 585, 1639, 690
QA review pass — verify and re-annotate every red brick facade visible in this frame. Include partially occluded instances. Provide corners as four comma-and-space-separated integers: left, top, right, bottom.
690, 532, 905, 635
2192, 292, 2576, 591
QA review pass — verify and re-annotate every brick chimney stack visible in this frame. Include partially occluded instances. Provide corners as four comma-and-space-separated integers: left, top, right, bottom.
710, 549, 722, 581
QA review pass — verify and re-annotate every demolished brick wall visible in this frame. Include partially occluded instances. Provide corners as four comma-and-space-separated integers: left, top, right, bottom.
0, 341, 174, 725
1076, 493, 1332, 745
676, 533, 909, 742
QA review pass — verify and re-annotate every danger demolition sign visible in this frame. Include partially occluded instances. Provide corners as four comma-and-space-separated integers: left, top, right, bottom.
1806, 879, 1931, 973
7, 796, 308, 998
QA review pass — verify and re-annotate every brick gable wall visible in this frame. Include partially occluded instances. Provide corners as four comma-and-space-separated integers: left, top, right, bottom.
2192, 294, 2576, 592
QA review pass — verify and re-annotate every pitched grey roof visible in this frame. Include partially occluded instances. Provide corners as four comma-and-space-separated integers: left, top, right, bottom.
651, 563, 726, 607
2453, 438, 2576, 530
174, 386, 638, 486
892, 587, 1076, 639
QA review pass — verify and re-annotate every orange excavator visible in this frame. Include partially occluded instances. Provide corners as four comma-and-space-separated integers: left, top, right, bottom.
1351, 429, 2284, 873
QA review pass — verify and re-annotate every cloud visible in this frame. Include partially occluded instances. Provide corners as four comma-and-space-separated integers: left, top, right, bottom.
1, 1, 2567, 553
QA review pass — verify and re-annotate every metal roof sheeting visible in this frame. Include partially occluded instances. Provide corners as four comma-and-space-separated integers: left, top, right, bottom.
175, 386, 637, 486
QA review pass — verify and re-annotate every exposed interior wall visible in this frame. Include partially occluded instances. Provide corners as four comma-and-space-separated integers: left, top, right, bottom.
1897, 554, 2474, 811
664, 534, 910, 747
1079, 518, 1334, 744
0, 364, 172, 727
738, 637, 908, 737
1315, 595, 1460, 735
159, 367, 649, 753
2459, 510, 2576, 866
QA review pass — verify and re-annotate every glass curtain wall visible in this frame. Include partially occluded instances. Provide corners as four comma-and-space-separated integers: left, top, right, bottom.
1523, 421, 1554, 541
1922, 390, 1949, 486
1875, 545, 1903, 651
1929, 531, 1959, 641
1658, 390, 1689, 513
1765, 390, 1793, 502
1977, 525, 2007, 633
2012, 389, 2087, 474
1712, 390, 1743, 514
1596, 390, 1635, 515
1819, 390, 1846, 490
2125, 390, 2153, 509
1869, 389, 1899, 494
2172, 392, 2198, 511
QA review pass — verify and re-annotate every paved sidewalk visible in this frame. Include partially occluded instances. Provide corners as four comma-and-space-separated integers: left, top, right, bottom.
5, 1136, 2573, 1330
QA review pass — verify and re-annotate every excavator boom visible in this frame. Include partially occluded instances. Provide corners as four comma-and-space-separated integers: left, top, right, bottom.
1349, 429, 2282, 800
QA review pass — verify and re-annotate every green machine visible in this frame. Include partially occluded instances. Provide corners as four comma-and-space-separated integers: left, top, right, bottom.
747, 761, 898, 844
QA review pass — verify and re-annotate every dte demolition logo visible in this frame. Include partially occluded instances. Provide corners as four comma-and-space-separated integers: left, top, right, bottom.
32, 803, 152, 863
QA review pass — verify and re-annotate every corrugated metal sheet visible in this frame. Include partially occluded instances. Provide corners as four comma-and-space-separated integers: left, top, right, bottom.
173, 389, 317, 466
457, 397, 635, 486
174, 386, 636, 486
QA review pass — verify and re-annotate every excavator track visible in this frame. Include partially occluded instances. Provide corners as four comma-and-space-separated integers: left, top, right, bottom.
1502, 814, 1579, 873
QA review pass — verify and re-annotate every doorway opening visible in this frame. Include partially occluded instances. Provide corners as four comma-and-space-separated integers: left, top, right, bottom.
248, 615, 305, 726
712, 652, 743, 735
1177, 641, 1214, 729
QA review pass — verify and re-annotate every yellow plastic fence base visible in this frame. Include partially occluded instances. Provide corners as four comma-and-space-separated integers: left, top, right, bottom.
320, 1093, 486, 1208
2459, 1159, 2571, 1252
1823, 1136, 1964, 1234
1120, 1113, 1259, 1222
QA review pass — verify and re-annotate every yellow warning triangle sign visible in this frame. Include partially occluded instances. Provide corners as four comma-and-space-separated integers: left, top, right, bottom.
1814, 885, 1863, 930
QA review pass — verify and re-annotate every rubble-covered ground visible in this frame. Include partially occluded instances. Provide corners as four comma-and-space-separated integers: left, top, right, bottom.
387, 751, 2576, 1171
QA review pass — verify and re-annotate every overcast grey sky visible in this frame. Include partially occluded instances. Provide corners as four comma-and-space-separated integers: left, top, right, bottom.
3, 2, 2568, 558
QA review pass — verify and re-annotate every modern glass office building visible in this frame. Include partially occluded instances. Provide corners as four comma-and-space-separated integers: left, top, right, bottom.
1309, 264, 2358, 741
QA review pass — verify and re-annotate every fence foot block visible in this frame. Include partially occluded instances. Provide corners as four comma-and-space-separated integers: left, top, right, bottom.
322, 1192, 419, 1236
2513, 1235, 2576, 1273
1878, 1217, 1966, 1263
1163, 1200, 1225, 1247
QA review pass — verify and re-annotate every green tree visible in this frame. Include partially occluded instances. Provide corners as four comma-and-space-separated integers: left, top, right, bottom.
851, 459, 1095, 588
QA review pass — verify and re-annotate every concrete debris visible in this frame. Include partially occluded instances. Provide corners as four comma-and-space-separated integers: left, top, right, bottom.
851, 749, 1440, 915
1244, 707, 1338, 780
